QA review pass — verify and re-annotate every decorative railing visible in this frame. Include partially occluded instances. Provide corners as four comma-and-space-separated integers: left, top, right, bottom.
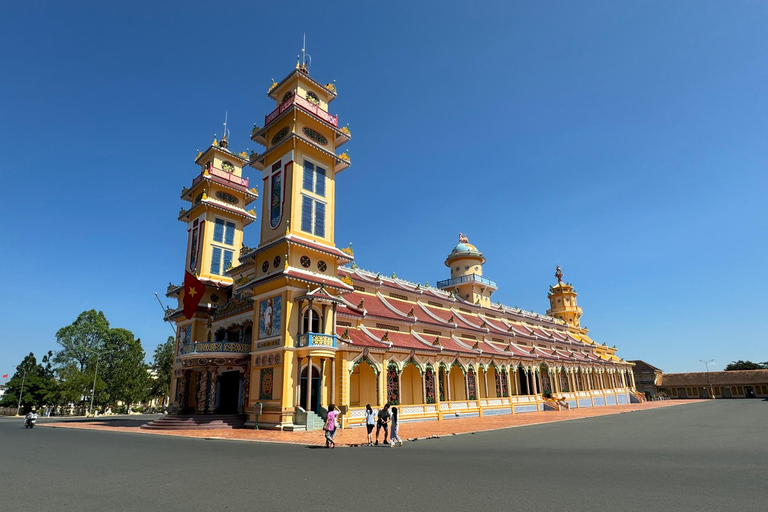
436, 274, 498, 289
264, 94, 338, 128
296, 332, 337, 348
179, 342, 251, 355
192, 167, 249, 188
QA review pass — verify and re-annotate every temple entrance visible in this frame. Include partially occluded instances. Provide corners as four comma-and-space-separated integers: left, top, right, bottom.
300, 365, 321, 412
217, 371, 241, 414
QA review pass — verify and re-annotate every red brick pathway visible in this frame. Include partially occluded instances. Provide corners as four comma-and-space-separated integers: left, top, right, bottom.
42, 400, 704, 447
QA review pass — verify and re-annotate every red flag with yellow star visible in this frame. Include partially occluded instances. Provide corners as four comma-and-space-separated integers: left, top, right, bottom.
183, 271, 206, 319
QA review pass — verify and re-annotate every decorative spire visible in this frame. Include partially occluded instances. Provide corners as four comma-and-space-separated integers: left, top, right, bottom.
555, 265, 563, 284
220, 111, 229, 148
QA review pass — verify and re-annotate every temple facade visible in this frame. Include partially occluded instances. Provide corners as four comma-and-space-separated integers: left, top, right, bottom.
165, 61, 640, 430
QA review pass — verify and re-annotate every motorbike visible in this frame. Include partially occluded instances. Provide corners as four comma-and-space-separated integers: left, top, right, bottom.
24, 416, 37, 428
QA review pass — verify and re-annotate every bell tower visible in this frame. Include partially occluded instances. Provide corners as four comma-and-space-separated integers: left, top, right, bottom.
239, 57, 354, 429
179, 132, 257, 282
546, 266, 583, 328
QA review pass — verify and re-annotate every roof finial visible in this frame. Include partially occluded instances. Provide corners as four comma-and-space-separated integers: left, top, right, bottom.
555, 265, 563, 284
220, 110, 229, 148
300, 33, 311, 73
458, 232, 468, 243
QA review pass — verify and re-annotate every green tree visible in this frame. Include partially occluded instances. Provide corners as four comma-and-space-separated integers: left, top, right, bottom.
56, 363, 98, 406
149, 336, 175, 407
101, 328, 149, 411
54, 310, 109, 372
724, 360, 767, 371
0, 352, 59, 413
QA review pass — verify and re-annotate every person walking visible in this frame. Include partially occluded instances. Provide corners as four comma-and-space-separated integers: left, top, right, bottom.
324, 404, 340, 448
364, 404, 376, 446
374, 403, 390, 446
389, 406, 403, 447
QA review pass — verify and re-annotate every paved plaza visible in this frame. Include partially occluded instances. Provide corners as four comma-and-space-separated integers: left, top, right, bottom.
1, 400, 765, 512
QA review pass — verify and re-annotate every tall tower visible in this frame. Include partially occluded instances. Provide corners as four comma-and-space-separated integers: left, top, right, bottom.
238, 59, 353, 428
175, 132, 257, 344
438, 233, 497, 307
546, 266, 583, 328
179, 133, 257, 283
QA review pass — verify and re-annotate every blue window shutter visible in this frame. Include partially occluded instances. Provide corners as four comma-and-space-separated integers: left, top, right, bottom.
213, 219, 224, 243
314, 201, 325, 237
224, 222, 235, 245
301, 195, 313, 233
222, 250, 233, 272
303, 162, 314, 191
315, 166, 326, 197
210, 246, 222, 275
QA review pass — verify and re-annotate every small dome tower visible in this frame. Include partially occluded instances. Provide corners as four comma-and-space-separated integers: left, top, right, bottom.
437, 233, 497, 307
546, 266, 583, 328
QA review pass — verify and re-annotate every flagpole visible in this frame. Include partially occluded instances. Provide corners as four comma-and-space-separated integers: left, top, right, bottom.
155, 292, 179, 336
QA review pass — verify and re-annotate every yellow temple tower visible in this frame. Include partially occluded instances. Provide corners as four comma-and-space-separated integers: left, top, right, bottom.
546, 265, 583, 328
168, 129, 258, 414
230, 59, 353, 429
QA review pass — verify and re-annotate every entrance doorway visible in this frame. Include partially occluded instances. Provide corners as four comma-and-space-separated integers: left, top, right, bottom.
217, 371, 241, 414
300, 365, 321, 412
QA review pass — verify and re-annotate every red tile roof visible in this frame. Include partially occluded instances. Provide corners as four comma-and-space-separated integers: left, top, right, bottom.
335, 326, 388, 349
365, 328, 439, 352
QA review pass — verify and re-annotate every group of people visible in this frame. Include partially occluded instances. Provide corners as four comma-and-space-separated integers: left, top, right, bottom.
364, 403, 402, 447
322, 403, 404, 448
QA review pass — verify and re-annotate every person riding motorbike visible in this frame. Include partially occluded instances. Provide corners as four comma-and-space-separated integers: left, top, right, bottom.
24, 409, 38, 428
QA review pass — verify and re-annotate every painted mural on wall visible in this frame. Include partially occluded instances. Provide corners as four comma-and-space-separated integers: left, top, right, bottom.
270, 161, 283, 229
259, 295, 282, 339
259, 367, 273, 400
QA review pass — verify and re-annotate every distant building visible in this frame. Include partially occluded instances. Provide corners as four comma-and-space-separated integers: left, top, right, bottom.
658, 370, 768, 399
628, 360, 663, 395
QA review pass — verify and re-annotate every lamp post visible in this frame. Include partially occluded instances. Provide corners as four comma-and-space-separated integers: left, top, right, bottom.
699, 359, 715, 399
88, 351, 102, 416
16, 368, 27, 415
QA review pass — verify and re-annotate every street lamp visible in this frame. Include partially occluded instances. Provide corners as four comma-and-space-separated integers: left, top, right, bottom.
84, 347, 103, 416
16, 368, 27, 415
699, 359, 715, 399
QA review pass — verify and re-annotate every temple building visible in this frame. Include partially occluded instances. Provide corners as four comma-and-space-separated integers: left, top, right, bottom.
164, 60, 640, 430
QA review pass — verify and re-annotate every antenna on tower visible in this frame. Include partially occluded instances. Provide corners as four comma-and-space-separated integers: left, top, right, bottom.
301, 33, 311, 72
220, 110, 230, 148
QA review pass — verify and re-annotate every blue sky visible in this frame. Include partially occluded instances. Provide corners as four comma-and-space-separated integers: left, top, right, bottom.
1, 1, 766, 375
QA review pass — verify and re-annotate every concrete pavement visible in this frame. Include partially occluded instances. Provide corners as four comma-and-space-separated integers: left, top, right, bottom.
1, 399, 765, 512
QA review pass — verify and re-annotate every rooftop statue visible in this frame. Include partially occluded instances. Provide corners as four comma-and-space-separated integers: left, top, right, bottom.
555, 265, 564, 284
458, 233, 468, 243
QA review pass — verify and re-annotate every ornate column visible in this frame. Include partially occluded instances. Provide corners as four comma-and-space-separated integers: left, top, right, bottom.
331, 358, 337, 406
242, 371, 250, 412
483, 368, 489, 399
196, 370, 209, 413
177, 370, 189, 412
511, 367, 519, 395
307, 299, 314, 334
207, 369, 218, 413
306, 356, 313, 411
320, 358, 327, 408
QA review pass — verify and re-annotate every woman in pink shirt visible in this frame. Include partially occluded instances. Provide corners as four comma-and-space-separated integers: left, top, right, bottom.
324, 404, 340, 448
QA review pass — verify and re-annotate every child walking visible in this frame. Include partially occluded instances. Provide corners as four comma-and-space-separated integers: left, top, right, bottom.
324, 404, 340, 448
364, 404, 376, 446
389, 406, 403, 447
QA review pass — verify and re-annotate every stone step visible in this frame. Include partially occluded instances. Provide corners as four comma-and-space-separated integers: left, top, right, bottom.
141, 414, 246, 430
